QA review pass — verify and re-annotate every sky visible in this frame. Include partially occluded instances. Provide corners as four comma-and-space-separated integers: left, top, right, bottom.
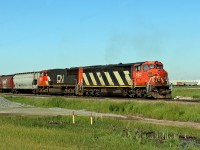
0, 0, 200, 80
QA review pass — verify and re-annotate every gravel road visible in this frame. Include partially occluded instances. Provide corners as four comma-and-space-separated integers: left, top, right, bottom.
0, 96, 126, 118
1, 96, 200, 130
0, 96, 26, 108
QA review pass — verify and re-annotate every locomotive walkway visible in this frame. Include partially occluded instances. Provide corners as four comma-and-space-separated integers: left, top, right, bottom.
0, 96, 200, 130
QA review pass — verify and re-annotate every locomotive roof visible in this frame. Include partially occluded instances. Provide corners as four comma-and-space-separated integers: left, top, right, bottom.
46, 68, 67, 71
69, 62, 145, 69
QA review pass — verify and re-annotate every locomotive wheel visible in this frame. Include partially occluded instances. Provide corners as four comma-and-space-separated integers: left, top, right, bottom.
89, 89, 94, 96
14, 90, 19, 94
128, 90, 135, 98
94, 89, 101, 97
84, 91, 89, 96
122, 89, 128, 97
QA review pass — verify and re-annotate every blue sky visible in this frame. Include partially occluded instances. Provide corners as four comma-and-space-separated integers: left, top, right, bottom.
0, 0, 199, 80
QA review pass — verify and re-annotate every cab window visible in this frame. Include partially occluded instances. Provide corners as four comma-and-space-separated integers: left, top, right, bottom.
149, 64, 154, 69
135, 65, 141, 71
143, 65, 149, 71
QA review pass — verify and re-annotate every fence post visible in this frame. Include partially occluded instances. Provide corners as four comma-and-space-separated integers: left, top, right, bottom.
73, 111, 75, 124
90, 113, 93, 125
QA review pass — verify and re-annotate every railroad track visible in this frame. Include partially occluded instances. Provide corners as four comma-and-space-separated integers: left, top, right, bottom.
1, 93, 200, 103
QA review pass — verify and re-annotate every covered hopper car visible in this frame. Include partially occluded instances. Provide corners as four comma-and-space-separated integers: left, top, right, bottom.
13, 72, 40, 94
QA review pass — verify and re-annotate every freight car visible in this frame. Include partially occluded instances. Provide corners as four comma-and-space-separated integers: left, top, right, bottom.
13, 72, 40, 94
171, 80, 199, 86
37, 61, 171, 98
0, 75, 13, 92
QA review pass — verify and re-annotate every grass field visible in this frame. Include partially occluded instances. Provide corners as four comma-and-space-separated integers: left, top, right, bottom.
0, 115, 200, 150
5, 95, 200, 123
1, 87, 200, 149
172, 86, 200, 99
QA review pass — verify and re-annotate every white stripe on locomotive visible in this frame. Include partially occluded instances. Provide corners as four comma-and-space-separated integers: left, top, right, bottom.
113, 71, 125, 86
104, 72, 114, 86
89, 73, 97, 85
96, 72, 105, 86
83, 73, 90, 85
123, 71, 132, 85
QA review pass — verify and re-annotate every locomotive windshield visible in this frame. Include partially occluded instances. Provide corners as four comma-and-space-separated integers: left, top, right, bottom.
143, 64, 155, 71
149, 64, 154, 69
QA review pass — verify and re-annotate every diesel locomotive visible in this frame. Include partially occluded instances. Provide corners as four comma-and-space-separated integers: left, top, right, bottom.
0, 61, 171, 99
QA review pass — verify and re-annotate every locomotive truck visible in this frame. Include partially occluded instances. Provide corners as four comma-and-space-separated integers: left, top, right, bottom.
0, 61, 171, 99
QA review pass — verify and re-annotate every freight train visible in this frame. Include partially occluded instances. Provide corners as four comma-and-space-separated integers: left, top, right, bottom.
0, 61, 171, 98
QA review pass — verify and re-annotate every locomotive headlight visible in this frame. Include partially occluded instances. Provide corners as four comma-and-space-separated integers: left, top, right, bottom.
148, 72, 153, 77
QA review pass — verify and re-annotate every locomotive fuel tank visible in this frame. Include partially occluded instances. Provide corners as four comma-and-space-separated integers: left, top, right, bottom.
100, 88, 124, 97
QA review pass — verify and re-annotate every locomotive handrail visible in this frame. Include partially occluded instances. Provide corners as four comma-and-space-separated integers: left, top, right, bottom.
147, 77, 154, 94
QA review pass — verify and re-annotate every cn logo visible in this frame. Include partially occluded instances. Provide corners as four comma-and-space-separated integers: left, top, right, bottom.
57, 75, 64, 83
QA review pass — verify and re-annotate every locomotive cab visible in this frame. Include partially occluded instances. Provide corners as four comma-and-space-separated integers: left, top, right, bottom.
143, 61, 168, 86
132, 61, 171, 98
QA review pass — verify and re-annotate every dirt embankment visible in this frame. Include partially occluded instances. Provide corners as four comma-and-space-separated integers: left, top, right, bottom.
1, 96, 200, 130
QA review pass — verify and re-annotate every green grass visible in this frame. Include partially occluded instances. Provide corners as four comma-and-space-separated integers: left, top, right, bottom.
2, 87, 200, 149
5, 96, 200, 122
172, 86, 200, 99
0, 115, 200, 150
109, 101, 200, 122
